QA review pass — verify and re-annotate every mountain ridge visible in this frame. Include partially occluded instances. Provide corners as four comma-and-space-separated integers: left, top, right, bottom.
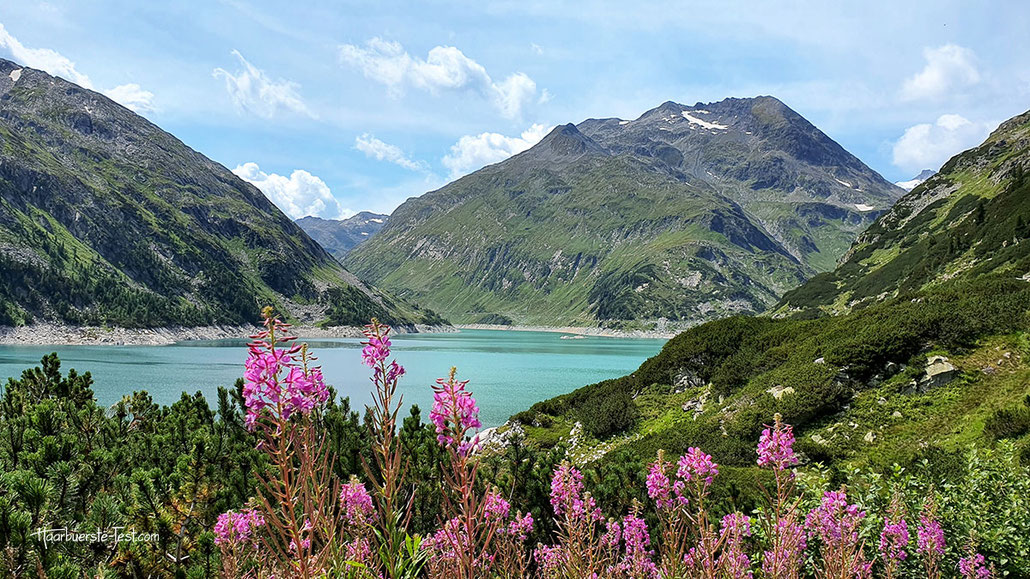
296, 212, 389, 260
346, 96, 903, 328
776, 108, 1030, 315
0, 58, 437, 329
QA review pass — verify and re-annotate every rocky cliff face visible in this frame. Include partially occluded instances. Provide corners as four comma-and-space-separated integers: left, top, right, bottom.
296, 212, 388, 260
345, 97, 902, 328
0, 59, 431, 328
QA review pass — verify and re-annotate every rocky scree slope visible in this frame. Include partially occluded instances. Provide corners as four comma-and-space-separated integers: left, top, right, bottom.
346, 97, 902, 327
0, 59, 436, 329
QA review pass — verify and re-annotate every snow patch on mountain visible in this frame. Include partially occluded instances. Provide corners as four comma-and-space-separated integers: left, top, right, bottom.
895, 169, 936, 191
682, 112, 728, 130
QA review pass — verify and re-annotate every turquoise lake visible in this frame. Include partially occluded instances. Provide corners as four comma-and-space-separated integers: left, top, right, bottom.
0, 329, 666, 427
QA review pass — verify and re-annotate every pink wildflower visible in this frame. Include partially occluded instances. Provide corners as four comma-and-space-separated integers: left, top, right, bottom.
242, 314, 329, 428
757, 414, 798, 470
677, 447, 719, 490
339, 477, 374, 526
646, 456, 674, 509
550, 463, 602, 521
504, 512, 534, 541
880, 517, 910, 563
484, 490, 512, 520
360, 325, 391, 367
213, 508, 265, 546
617, 514, 659, 578
959, 553, 991, 579
917, 514, 945, 557
719, 513, 753, 579
430, 370, 481, 449
534, 544, 566, 575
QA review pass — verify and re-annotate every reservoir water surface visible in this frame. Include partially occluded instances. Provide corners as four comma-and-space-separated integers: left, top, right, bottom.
0, 329, 667, 427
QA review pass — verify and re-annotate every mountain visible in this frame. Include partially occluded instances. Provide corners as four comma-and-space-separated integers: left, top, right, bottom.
777, 109, 1030, 315
296, 212, 388, 260
345, 97, 903, 327
895, 169, 936, 191
0, 59, 440, 329
513, 112, 1030, 512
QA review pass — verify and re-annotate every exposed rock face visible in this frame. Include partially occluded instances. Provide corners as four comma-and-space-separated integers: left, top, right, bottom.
921, 356, 959, 389
0, 58, 424, 328
346, 97, 902, 326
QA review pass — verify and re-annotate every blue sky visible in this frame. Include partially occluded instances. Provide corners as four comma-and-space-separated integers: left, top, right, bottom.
2, 1, 1028, 218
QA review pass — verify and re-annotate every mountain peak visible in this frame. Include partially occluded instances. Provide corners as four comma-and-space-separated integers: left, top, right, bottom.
524, 123, 607, 160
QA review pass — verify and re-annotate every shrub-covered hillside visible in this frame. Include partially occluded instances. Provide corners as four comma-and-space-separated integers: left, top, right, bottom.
777, 108, 1030, 315
514, 276, 1030, 471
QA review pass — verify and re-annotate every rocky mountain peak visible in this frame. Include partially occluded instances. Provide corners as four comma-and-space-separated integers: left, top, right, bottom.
539, 123, 607, 157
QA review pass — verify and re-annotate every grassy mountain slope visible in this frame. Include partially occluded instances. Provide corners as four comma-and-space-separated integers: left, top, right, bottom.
777, 109, 1030, 315
0, 59, 437, 329
296, 212, 388, 261
514, 110, 1030, 474
346, 97, 901, 328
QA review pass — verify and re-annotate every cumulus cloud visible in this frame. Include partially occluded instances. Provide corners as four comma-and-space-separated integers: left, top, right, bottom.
354, 134, 430, 172
0, 23, 160, 114
442, 123, 550, 178
901, 44, 980, 101
213, 50, 313, 118
232, 162, 349, 219
339, 38, 540, 119
102, 83, 155, 113
892, 114, 994, 173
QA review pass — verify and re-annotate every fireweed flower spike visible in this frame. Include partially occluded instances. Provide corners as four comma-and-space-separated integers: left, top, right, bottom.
959, 552, 992, 579
214, 508, 266, 547
805, 488, 871, 579
917, 492, 946, 579
718, 513, 754, 579
646, 451, 674, 510
242, 308, 328, 429
756, 414, 805, 579
879, 494, 909, 579
430, 367, 481, 451
214, 508, 267, 577
757, 413, 799, 471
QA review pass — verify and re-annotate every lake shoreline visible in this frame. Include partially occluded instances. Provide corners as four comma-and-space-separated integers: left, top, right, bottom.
455, 324, 676, 340
0, 323, 457, 346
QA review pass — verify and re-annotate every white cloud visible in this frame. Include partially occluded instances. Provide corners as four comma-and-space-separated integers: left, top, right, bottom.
354, 134, 429, 172
530, 43, 544, 56
102, 83, 155, 113
339, 38, 540, 119
0, 22, 92, 88
901, 44, 980, 102
892, 114, 994, 173
442, 123, 550, 178
213, 50, 313, 118
232, 162, 350, 219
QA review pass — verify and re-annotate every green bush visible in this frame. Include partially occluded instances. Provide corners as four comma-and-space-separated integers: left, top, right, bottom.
984, 406, 1030, 440
577, 388, 638, 438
